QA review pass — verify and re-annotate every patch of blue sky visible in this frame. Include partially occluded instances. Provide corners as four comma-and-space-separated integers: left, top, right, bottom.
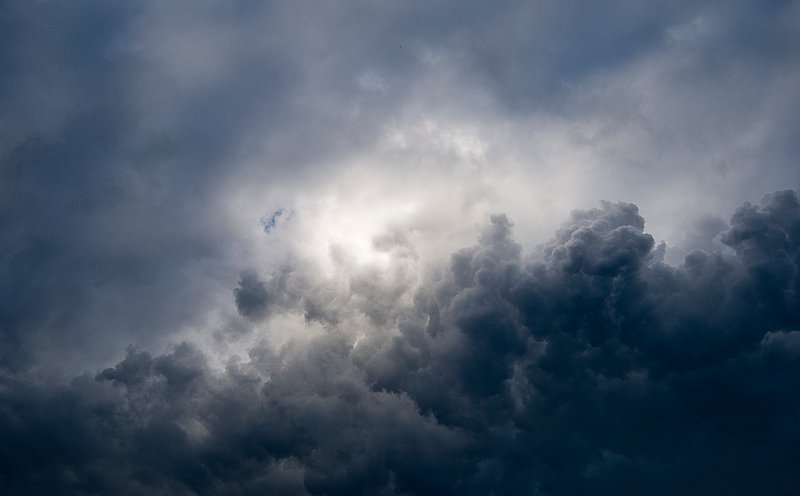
260, 209, 285, 233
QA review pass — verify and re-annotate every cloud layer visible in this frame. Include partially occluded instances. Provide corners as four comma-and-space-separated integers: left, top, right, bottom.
3, 191, 799, 495
1, 0, 799, 494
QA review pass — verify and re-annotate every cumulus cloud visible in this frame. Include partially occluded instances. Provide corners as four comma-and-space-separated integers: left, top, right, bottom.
2, 193, 799, 495
1, 0, 799, 494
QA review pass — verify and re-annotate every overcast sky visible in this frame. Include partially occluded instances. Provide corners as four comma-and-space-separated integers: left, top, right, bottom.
1, 1, 799, 495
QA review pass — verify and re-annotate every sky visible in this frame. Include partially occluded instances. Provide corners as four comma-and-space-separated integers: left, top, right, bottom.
1, 1, 799, 494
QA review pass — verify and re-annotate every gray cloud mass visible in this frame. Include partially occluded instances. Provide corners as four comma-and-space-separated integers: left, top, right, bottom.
1, 0, 799, 494
2, 192, 799, 495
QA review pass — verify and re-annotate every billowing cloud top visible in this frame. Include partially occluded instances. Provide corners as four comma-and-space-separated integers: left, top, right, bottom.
1, 1, 799, 495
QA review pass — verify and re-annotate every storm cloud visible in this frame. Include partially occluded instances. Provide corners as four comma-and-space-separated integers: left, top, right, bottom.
1, 0, 799, 494
2, 192, 799, 495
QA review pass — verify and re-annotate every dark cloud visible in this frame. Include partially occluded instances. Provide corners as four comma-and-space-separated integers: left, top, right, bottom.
1, 0, 798, 493
2, 193, 799, 495
234, 271, 274, 321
